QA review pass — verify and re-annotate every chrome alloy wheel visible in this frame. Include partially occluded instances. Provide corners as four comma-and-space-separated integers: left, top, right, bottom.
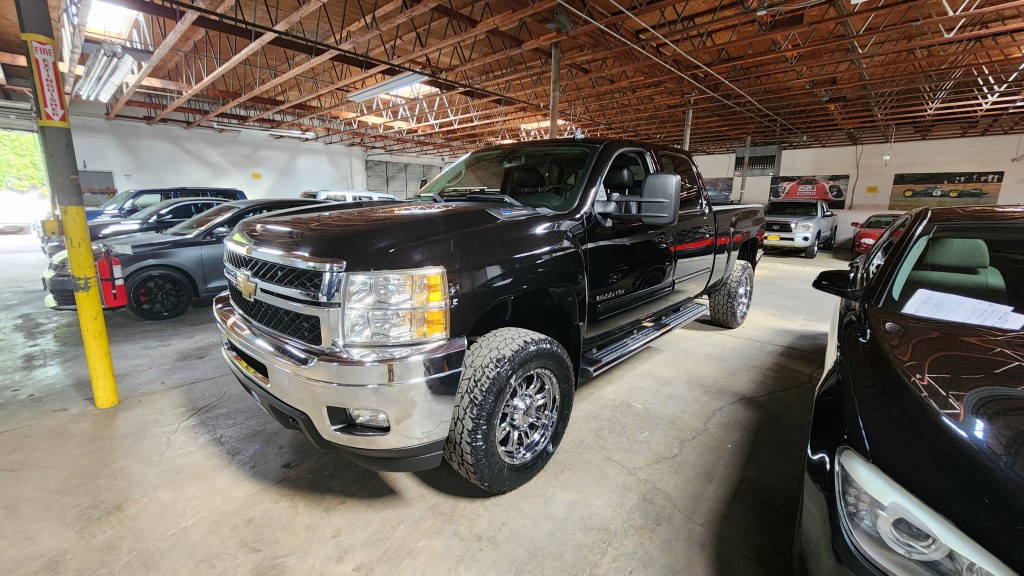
735, 273, 751, 322
496, 367, 561, 465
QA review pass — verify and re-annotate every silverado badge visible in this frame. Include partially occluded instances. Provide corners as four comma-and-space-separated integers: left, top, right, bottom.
237, 272, 257, 301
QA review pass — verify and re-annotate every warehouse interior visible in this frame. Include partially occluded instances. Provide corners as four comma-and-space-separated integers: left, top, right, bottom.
1, 0, 1023, 575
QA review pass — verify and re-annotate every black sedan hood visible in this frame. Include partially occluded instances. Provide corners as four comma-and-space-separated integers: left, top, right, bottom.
233, 202, 544, 271
89, 218, 144, 240
854, 308, 1024, 568
103, 231, 183, 254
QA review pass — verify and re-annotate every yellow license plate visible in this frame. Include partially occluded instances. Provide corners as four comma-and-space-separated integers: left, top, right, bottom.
766, 234, 781, 241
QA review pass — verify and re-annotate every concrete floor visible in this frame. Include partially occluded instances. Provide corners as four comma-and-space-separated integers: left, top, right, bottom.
0, 232, 846, 576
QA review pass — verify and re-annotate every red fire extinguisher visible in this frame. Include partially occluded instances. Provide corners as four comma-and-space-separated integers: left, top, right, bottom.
96, 249, 128, 308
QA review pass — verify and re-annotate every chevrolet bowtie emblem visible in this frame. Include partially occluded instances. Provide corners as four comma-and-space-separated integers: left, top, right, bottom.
237, 272, 257, 301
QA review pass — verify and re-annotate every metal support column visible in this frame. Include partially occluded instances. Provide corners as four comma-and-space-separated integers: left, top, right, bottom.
549, 41, 561, 139
16, 0, 119, 409
739, 136, 751, 204
682, 108, 693, 150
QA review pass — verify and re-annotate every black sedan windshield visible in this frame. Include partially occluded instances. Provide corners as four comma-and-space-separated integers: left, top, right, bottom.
884, 224, 1024, 329
422, 143, 594, 212
166, 204, 236, 236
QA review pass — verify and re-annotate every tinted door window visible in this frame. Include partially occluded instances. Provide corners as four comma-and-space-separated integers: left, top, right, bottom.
163, 203, 200, 220
657, 152, 704, 211
177, 191, 203, 198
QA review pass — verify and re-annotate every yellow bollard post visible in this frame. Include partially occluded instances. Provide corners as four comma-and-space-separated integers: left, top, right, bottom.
60, 204, 119, 409
17, 1, 119, 409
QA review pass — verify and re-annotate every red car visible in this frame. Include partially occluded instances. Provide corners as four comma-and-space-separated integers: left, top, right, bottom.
851, 213, 901, 254
773, 177, 845, 201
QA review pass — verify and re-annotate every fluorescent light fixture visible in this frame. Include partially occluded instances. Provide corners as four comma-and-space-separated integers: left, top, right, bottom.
385, 83, 439, 100
212, 122, 315, 139
520, 119, 570, 130
75, 43, 135, 103
346, 72, 429, 102
86, 1, 139, 39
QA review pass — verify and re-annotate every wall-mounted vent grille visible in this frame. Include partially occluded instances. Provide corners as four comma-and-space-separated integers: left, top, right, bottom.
734, 144, 782, 177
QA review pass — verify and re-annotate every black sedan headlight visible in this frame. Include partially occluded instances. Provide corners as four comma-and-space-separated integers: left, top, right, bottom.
836, 449, 1012, 575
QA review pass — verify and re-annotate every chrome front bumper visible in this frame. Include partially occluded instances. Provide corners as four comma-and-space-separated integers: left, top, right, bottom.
764, 233, 816, 248
214, 292, 466, 468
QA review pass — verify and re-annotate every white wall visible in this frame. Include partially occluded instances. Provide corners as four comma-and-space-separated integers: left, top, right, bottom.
694, 134, 1024, 243
68, 115, 371, 199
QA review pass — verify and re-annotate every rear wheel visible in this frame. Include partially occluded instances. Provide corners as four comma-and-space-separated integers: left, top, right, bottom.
126, 267, 194, 321
709, 260, 754, 328
948, 189, 960, 198
804, 234, 820, 259
444, 328, 574, 494
903, 189, 915, 197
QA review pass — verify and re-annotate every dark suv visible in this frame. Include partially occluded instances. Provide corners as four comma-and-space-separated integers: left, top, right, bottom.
85, 187, 246, 221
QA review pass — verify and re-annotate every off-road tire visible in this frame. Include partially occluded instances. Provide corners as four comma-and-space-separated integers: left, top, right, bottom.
444, 328, 574, 494
708, 260, 754, 329
823, 227, 837, 250
126, 267, 194, 321
804, 234, 820, 259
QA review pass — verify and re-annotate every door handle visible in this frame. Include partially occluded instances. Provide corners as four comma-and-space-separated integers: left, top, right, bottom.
655, 235, 672, 248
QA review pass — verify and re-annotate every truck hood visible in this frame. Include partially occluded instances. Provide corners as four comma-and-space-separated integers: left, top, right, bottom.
233, 202, 547, 271
854, 308, 1024, 569
765, 215, 816, 225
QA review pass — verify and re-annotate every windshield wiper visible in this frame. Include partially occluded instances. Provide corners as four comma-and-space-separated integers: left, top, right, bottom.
464, 193, 523, 206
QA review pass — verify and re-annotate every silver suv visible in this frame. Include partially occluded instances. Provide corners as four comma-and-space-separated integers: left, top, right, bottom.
763, 199, 837, 258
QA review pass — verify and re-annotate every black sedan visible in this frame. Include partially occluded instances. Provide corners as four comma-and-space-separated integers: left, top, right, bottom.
43, 198, 328, 320
794, 205, 1022, 575
41, 197, 229, 257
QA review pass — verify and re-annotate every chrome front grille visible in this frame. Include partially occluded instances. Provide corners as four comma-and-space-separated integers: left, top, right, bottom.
228, 285, 323, 346
225, 250, 323, 293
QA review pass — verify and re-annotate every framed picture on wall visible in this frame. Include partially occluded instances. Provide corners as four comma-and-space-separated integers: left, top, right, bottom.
887, 172, 1003, 210
769, 174, 850, 210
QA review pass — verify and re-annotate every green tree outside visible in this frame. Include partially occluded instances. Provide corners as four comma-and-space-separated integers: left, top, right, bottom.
0, 131, 48, 193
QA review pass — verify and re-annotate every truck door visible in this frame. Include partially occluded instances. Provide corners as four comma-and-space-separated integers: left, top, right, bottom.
584, 150, 678, 337
657, 152, 716, 300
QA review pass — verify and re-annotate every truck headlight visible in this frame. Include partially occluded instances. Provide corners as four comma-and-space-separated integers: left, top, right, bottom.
343, 267, 449, 345
836, 448, 1011, 576
794, 223, 814, 232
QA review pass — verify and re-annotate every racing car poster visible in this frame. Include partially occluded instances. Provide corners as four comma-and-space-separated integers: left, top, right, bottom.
887, 171, 1003, 210
704, 178, 733, 203
770, 174, 849, 209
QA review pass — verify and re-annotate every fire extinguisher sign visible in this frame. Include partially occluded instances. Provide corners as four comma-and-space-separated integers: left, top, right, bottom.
21, 33, 70, 129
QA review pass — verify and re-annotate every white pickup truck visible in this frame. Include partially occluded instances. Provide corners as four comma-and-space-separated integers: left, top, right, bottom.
762, 199, 837, 258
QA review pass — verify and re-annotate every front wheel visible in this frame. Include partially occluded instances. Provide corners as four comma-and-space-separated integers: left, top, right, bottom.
823, 227, 836, 250
708, 260, 754, 328
444, 328, 574, 494
948, 189, 960, 198
804, 234, 820, 259
903, 189, 915, 197
126, 267, 194, 321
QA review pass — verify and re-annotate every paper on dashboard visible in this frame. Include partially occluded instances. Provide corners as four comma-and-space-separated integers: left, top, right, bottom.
902, 289, 1024, 330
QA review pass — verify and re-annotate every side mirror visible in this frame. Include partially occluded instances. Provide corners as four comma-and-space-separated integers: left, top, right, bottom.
813, 269, 861, 299
851, 222, 861, 227
210, 225, 231, 239
640, 172, 681, 226
824, 211, 835, 217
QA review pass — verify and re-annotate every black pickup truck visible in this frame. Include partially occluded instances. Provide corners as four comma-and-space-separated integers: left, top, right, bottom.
214, 139, 765, 493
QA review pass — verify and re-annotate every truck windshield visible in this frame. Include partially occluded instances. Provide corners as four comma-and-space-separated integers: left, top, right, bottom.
99, 189, 136, 210
423, 143, 594, 212
765, 202, 817, 217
